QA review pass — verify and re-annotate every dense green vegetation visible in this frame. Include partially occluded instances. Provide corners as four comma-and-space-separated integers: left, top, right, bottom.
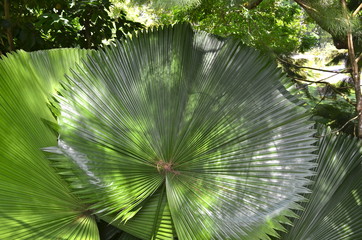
156, 0, 318, 54
0, 0, 143, 53
0, 1, 362, 239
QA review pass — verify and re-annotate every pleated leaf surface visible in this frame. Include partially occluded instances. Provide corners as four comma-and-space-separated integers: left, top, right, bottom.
280, 126, 362, 240
0, 49, 99, 239
54, 24, 316, 239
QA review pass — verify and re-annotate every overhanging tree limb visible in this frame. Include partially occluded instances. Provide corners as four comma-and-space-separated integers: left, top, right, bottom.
293, 0, 318, 12
353, 3, 362, 16
357, 53, 362, 63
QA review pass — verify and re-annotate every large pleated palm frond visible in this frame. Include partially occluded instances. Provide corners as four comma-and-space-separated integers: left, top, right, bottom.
280, 125, 362, 240
49, 23, 316, 239
0, 49, 100, 239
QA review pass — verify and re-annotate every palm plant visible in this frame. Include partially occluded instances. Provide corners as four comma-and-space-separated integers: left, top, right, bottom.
0, 23, 361, 240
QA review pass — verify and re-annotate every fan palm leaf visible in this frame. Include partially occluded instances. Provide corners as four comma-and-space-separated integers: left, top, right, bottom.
0, 49, 99, 239
50, 24, 316, 239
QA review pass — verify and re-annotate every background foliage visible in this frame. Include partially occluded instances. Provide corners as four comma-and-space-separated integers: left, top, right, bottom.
155, 0, 318, 54
0, 0, 143, 53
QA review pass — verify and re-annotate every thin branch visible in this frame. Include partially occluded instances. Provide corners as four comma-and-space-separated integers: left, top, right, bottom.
297, 65, 349, 73
293, 0, 318, 12
353, 3, 362, 16
337, 91, 354, 105
356, 53, 362, 63
295, 78, 329, 85
315, 112, 360, 138
311, 84, 329, 112
314, 73, 345, 84
278, 57, 350, 74
294, 73, 340, 85
295, 77, 355, 105
332, 113, 361, 134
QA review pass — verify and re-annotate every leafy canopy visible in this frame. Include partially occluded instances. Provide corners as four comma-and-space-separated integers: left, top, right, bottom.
128, 0, 319, 54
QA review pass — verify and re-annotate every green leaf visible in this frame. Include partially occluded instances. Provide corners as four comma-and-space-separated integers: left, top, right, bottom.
0, 49, 99, 239
102, 185, 175, 240
54, 23, 316, 239
280, 125, 362, 240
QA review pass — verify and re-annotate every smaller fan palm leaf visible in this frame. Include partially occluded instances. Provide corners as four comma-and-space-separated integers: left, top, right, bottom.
0, 49, 99, 239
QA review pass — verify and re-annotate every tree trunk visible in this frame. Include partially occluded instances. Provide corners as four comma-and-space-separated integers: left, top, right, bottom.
3, 0, 14, 51
84, 18, 92, 49
347, 32, 362, 137
341, 0, 362, 137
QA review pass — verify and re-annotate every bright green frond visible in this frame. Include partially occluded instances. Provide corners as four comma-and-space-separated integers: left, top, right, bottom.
0, 49, 99, 239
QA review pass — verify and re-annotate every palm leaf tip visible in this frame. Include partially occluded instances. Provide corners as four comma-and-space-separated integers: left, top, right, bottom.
53, 23, 316, 239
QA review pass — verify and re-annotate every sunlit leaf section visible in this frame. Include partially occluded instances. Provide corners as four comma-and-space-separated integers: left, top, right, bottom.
0, 49, 99, 240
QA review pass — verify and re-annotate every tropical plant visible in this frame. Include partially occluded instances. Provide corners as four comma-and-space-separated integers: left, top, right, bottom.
0, 23, 361, 239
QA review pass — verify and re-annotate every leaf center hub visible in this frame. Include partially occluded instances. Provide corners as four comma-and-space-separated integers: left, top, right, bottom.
156, 160, 179, 175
